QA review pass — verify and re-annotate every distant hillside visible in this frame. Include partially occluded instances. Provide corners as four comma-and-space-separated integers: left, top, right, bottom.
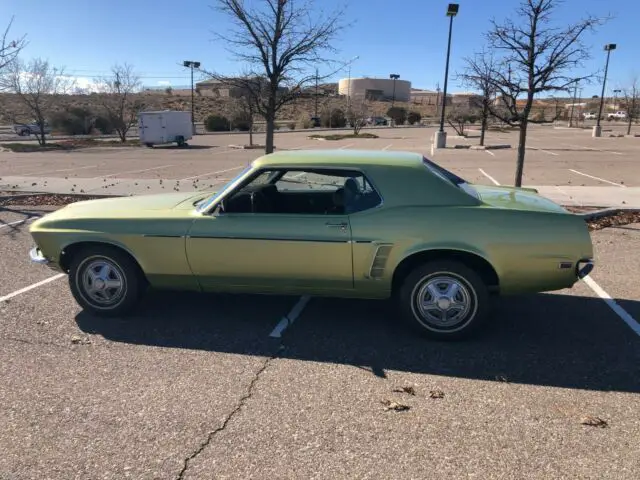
0, 90, 439, 126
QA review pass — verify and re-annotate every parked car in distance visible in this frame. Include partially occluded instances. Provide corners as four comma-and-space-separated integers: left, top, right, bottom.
309, 116, 321, 127
583, 112, 597, 120
13, 121, 52, 136
607, 111, 627, 120
366, 116, 388, 126
28, 150, 595, 340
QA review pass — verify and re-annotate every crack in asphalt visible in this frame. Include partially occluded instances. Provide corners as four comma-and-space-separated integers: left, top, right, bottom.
175, 344, 284, 480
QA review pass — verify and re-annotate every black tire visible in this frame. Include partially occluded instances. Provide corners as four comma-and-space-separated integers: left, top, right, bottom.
68, 245, 146, 317
397, 260, 490, 340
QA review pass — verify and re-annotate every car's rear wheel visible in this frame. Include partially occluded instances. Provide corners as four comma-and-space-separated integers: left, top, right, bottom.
397, 260, 489, 340
68, 245, 145, 317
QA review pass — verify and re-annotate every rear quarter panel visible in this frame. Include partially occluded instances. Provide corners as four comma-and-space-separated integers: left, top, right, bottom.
349, 204, 593, 296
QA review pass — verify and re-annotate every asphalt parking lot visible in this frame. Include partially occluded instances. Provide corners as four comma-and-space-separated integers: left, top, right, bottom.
1, 123, 639, 196
1, 203, 639, 479
1, 124, 640, 478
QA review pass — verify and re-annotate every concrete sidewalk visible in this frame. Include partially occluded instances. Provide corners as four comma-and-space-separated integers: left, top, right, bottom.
2, 175, 640, 208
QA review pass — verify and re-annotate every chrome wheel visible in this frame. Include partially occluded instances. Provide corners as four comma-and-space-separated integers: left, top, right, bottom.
78, 257, 126, 308
411, 273, 477, 331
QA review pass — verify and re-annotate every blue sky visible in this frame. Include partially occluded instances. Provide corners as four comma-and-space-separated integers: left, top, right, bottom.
3, 0, 638, 96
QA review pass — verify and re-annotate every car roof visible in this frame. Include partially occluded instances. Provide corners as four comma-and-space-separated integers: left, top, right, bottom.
252, 149, 424, 169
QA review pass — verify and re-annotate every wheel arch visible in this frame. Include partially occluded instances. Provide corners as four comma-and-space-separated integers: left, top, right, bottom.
59, 240, 145, 279
391, 248, 500, 294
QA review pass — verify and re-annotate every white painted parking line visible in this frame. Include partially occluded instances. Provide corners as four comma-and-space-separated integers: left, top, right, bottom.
478, 168, 501, 186
382, 144, 393, 150
180, 165, 246, 182
0, 216, 42, 230
485, 150, 495, 157
0, 273, 65, 303
530, 146, 559, 156
0, 219, 27, 229
269, 295, 311, 338
567, 144, 624, 156
339, 144, 354, 150
21, 165, 98, 176
582, 275, 640, 337
94, 164, 175, 179
568, 169, 626, 187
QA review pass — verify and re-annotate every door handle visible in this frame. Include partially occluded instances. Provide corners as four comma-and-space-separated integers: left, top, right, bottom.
325, 221, 348, 228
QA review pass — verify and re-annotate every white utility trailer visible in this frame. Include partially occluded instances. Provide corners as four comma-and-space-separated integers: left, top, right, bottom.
138, 110, 193, 147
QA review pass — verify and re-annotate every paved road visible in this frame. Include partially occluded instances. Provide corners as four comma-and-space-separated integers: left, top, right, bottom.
1, 205, 639, 479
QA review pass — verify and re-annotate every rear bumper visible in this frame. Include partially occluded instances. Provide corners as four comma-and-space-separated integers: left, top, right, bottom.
576, 258, 594, 279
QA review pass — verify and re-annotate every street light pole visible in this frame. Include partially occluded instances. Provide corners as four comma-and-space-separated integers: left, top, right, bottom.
435, 3, 459, 149
389, 73, 400, 107
345, 55, 359, 111
183, 60, 201, 135
594, 44, 616, 137
569, 81, 578, 127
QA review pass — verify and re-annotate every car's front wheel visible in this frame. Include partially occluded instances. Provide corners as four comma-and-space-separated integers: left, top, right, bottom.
68, 245, 145, 317
397, 260, 489, 340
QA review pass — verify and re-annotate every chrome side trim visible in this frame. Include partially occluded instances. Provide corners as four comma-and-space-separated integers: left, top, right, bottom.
368, 244, 393, 279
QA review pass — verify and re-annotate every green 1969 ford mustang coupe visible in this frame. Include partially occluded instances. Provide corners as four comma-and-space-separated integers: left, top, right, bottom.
28, 149, 594, 340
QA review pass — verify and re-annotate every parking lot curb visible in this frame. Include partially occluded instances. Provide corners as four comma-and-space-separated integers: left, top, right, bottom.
470, 144, 512, 150
579, 207, 640, 220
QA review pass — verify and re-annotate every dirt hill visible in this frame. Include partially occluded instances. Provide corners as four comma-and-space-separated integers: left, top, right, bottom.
0, 90, 439, 126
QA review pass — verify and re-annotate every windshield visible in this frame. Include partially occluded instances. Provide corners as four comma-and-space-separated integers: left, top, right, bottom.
195, 166, 251, 212
422, 156, 480, 200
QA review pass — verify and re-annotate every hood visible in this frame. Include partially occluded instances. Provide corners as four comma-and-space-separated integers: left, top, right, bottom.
473, 185, 568, 214
61, 191, 211, 214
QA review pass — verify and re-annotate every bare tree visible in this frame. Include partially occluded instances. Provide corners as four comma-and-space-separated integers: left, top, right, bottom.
203, 0, 346, 153
447, 105, 479, 137
230, 93, 258, 146
457, 50, 498, 146
4, 58, 75, 145
0, 17, 26, 80
347, 94, 369, 135
93, 63, 144, 142
622, 77, 639, 135
485, 0, 608, 186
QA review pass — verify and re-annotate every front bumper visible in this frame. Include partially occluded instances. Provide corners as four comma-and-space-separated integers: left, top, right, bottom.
576, 258, 594, 279
29, 247, 62, 271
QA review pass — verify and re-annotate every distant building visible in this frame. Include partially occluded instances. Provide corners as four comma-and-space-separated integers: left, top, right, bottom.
338, 77, 412, 102
410, 88, 447, 106
195, 77, 289, 98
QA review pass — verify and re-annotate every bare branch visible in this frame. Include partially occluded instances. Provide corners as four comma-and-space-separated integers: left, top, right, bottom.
207, 0, 348, 153
0, 16, 27, 75
483, 0, 610, 186
3, 57, 75, 145
93, 63, 144, 142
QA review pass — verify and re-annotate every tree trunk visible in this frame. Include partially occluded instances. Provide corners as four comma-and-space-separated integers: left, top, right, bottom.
249, 121, 254, 146
628, 115, 632, 135
514, 119, 528, 187
480, 104, 488, 146
265, 116, 275, 153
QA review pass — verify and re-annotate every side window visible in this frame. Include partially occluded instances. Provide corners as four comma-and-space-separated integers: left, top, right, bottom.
222, 168, 382, 215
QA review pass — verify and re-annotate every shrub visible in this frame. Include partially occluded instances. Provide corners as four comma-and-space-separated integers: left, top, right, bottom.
288, 122, 296, 130
387, 106, 407, 125
320, 108, 346, 128
49, 107, 96, 135
94, 115, 116, 134
407, 111, 422, 125
231, 113, 252, 131
205, 115, 230, 132
297, 115, 312, 129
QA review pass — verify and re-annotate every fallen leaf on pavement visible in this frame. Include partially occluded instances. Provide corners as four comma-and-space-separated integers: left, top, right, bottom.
392, 386, 416, 395
429, 389, 445, 399
381, 399, 410, 412
581, 416, 608, 428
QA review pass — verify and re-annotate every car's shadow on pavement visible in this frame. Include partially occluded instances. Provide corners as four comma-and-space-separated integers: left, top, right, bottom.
75, 291, 640, 393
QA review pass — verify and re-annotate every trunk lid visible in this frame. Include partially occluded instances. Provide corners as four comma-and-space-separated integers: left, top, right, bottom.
473, 184, 568, 214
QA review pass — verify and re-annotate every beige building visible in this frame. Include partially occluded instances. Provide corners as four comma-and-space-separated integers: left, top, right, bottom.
338, 77, 412, 102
